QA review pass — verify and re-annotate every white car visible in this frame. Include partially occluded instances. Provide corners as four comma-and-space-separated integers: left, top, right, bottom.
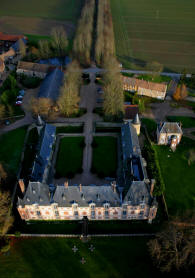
15, 100, 22, 106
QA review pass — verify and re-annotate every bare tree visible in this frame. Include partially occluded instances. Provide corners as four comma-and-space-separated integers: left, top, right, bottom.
0, 104, 5, 120
0, 190, 14, 235
29, 97, 53, 118
148, 219, 195, 272
51, 26, 68, 57
57, 61, 81, 117
147, 61, 163, 79
38, 40, 52, 59
18, 38, 26, 57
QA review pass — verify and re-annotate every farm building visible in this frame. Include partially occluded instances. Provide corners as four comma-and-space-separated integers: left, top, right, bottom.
123, 76, 167, 100
17, 61, 53, 78
38, 68, 64, 101
157, 122, 182, 151
17, 119, 157, 222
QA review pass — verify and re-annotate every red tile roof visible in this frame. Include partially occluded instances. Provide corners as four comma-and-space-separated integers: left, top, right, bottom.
124, 105, 139, 119
0, 32, 25, 42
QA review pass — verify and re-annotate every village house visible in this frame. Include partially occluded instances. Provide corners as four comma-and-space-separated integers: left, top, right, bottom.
157, 122, 183, 151
0, 32, 27, 73
123, 76, 167, 100
17, 61, 54, 79
17, 116, 158, 223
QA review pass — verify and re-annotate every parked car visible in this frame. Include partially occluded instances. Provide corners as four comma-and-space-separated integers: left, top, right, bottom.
15, 100, 22, 106
17, 95, 23, 101
97, 98, 104, 103
19, 90, 25, 97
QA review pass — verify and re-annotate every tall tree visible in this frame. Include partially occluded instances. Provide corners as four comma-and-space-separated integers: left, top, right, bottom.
148, 220, 195, 272
57, 61, 81, 116
38, 40, 52, 59
51, 26, 68, 57
0, 190, 14, 235
103, 57, 124, 120
18, 39, 26, 57
0, 104, 5, 120
29, 97, 53, 118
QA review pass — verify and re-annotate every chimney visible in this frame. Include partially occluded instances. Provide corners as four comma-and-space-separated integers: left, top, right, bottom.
18, 179, 25, 194
79, 184, 82, 192
64, 181, 68, 188
150, 179, 155, 197
111, 181, 117, 193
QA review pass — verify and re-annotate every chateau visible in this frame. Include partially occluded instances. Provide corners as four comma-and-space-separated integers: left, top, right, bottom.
17, 116, 158, 223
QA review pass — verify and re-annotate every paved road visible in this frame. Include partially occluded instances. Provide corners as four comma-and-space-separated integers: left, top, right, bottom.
83, 66, 182, 79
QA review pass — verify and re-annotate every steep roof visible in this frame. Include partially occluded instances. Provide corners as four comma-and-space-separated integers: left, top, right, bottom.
11, 38, 27, 52
133, 113, 141, 125
0, 32, 25, 42
158, 122, 182, 134
31, 124, 56, 183
18, 182, 50, 206
123, 181, 150, 206
17, 61, 52, 74
38, 68, 64, 101
53, 185, 121, 207
123, 76, 167, 93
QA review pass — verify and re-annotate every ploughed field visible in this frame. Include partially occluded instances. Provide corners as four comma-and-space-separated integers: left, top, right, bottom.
0, 0, 82, 37
110, 0, 195, 72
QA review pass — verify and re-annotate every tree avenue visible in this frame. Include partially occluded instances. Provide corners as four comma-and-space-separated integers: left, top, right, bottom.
58, 61, 81, 117
103, 57, 124, 120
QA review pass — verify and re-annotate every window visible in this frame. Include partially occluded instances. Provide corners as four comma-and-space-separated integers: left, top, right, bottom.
36, 211, 41, 216
122, 210, 127, 217
105, 210, 109, 218
91, 210, 95, 219
140, 204, 145, 209
74, 211, 78, 217
53, 205, 57, 210
55, 211, 59, 216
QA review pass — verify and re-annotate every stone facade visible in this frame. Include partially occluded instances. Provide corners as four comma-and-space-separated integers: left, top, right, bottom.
157, 122, 182, 150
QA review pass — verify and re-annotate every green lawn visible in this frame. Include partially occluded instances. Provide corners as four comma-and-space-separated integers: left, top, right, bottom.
166, 116, 195, 128
92, 137, 118, 177
0, 237, 158, 278
137, 74, 172, 83
153, 137, 195, 215
141, 118, 157, 135
55, 137, 84, 178
0, 0, 82, 22
110, 0, 195, 72
56, 126, 83, 134
0, 127, 27, 175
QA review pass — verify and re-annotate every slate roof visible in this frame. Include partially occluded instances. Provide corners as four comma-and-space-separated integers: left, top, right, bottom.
38, 68, 64, 101
121, 122, 141, 158
158, 122, 182, 134
17, 61, 52, 73
53, 185, 121, 207
18, 182, 50, 206
31, 124, 56, 183
123, 76, 167, 93
11, 38, 27, 52
123, 181, 150, 206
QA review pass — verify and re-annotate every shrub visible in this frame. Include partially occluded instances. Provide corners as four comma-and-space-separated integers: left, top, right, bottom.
18, 74, 42, 89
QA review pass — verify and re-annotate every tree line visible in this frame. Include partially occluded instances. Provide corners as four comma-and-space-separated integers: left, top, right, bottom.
95, 0, 115, 65
73, 0, 95, 65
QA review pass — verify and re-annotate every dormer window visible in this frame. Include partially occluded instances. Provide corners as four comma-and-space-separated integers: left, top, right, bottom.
72, 203, 78, 210
39, 196, 43, 202
96, 194, 100, 201
81, 193, 85, 200
90, 203, 95, 210
62, 194, 66, 200
27, 197, 30, 202
104, 203, 110, 209
32, 189, 36, 194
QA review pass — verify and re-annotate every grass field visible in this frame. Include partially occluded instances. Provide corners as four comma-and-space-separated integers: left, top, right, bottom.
0, 237, 157, 278
0, 127, 27, 175
110, 0, 195, 72
153, 137, 195, 215
55, 137, 84, 178
166, 116, 195, 128
0, 0, 82, 37
92, 136, 118, 177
